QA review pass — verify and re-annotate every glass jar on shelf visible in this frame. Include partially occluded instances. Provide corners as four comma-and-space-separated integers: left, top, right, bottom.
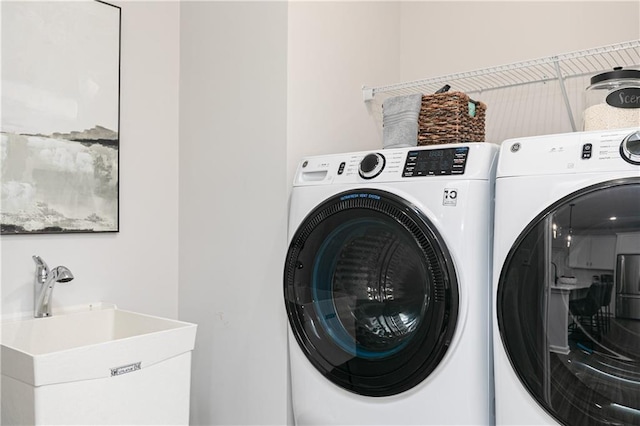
584, 67, 640, 131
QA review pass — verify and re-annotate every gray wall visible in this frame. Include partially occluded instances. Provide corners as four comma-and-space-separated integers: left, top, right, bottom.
178, 2, 289, 425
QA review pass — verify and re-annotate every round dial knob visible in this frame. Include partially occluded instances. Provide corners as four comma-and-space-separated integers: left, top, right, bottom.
358, 153, 386, 179
620, 130, 640, 165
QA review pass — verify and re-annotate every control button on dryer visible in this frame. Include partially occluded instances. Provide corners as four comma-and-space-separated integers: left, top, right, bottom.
581, 143, 592, 159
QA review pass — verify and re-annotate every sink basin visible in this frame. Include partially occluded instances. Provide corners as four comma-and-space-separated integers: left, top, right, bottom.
1, 303, 197, 386
1, 303, 197, 425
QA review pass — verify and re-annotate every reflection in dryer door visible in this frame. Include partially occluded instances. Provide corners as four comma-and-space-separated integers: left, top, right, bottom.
616, 254, 640, 320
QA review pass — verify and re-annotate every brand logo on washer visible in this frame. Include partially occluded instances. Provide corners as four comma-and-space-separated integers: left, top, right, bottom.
443, 188, 458, 206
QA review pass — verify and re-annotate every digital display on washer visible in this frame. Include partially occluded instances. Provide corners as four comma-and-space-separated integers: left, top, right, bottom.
402, 147, 469, 177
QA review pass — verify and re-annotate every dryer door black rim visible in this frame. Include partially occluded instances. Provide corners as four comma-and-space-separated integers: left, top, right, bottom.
497, 178, 640, 426
284, 188, 459, 397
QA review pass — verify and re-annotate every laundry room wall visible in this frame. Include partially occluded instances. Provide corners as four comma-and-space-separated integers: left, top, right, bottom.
0, 1, 181, 319
178, 2, 289, 426
286, 1, 402, 184
287, 1, 640, 171
398, 1, 640, 81
398, 2, 640, 142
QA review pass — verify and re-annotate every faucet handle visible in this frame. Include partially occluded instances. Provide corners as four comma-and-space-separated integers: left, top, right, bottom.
32, 255, 49, 278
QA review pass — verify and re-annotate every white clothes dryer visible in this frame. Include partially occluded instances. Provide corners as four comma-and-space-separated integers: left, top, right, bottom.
283, 143, 498, 425
493, 128, 640, 425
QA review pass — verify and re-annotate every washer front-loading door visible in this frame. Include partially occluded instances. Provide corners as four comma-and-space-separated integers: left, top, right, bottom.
498, 178, 640, 425
284, 189, 459, 397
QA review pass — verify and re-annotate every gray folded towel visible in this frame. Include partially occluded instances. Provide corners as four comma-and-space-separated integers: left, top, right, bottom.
382, 93, 422, 149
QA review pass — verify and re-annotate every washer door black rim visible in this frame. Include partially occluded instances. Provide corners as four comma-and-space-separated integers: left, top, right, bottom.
284, 188, 459, 397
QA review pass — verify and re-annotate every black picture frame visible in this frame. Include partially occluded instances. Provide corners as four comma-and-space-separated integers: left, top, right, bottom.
1, 0, 121, 234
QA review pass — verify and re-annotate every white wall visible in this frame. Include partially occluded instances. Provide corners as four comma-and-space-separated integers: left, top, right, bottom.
1, 1, 181, 319
399, 1, 640, 143
287, 1, 401, 184
399, 2, 640, 81
178, 2, 288, 425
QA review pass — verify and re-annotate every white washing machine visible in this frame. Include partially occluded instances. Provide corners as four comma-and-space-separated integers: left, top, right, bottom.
492, 128, 640, 425
283, 143, 498, 425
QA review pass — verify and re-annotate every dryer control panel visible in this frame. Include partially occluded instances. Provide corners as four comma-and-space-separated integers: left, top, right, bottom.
498, 128, 640, 178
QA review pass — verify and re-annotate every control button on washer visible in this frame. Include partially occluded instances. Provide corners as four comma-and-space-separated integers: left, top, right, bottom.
358, 153, 386, 179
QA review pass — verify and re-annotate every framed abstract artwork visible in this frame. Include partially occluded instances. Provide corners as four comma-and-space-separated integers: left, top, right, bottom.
1, 0, 121, 234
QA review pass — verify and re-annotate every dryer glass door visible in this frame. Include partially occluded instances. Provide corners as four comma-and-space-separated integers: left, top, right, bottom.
284, 189, 459, 397
498, 178, 640, 425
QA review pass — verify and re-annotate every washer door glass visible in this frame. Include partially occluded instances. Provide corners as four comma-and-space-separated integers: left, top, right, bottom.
284, 189, 458, 397
498, 178, 640, 425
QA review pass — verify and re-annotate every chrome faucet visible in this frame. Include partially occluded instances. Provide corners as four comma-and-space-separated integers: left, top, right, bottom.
32, 255, 74, 318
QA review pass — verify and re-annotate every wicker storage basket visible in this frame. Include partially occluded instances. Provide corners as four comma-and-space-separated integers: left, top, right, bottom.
418, 91, 486, 145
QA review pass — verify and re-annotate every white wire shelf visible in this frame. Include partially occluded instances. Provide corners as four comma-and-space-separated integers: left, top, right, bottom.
363, 40, 640, 144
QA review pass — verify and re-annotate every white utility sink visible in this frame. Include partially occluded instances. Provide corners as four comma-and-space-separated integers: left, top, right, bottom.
1, 303, 197, 425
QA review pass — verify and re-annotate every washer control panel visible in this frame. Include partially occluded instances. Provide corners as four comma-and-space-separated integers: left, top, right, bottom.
402, 146, 469, 177
294, 143, 496, 186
